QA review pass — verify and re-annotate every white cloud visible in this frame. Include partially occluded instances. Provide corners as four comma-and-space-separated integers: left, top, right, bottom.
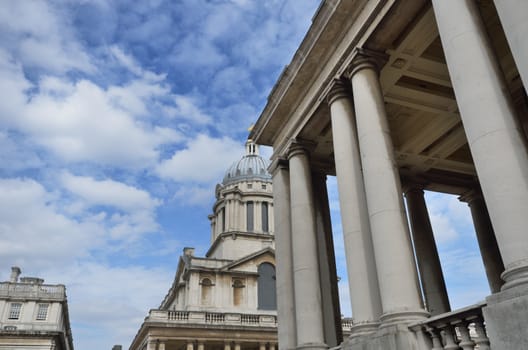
0, 52, 182, 168
0, 0, 94, 74
173, 185, 213, 207
60, 172, 161, 239
109, 46, 166, 82
156, 134, 243, 183
0, 178, 104, 268
169, 95, 212, 125
61, 172, 160, 212
0, 132, 43, 171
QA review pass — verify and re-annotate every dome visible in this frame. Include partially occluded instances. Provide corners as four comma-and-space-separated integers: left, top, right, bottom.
222, 140, 272, 185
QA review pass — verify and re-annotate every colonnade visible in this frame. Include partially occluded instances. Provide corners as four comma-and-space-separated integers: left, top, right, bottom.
270, 1, 528, 349
212, 197, 274, 238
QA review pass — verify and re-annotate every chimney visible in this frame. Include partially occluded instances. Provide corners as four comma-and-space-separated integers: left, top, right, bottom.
112, 345, 122, 350
9, 267, 21, 283
183, 247, 195, 257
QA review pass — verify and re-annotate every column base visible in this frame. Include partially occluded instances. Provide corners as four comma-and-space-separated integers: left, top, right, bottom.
347, 321, 380, 338
501, 262, 528, 290
483, 283, 528, 349
379, 309, 429, 327
296, 343, 328, 350
342, 324, 421, 350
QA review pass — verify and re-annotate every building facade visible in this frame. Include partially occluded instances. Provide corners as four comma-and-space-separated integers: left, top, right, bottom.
250, 1, 528, 349
129, 141, 279, 350
0, 267, 74, 350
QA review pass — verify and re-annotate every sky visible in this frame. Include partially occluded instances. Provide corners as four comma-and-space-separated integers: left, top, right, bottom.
0, 1, 490, 349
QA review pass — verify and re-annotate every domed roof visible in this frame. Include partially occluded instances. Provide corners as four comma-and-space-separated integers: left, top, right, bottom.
222, 140, 272, 185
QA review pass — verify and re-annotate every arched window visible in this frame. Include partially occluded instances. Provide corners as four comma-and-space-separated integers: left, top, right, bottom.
232, 278, 245, 306
258, 263, 277, 310
201, 278, 213, 305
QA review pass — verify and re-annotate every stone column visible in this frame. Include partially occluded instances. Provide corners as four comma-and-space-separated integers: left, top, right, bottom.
187, 342, 194, 350
312, 172, 342, 346
269, 159, 297, 350
234, 343, 241, 350
288, 141, 327, 349
197, 342, 205, 350
147, 340, 156, 350
433, 0, 528, 290
349, 59, 428, 325
404, 186, 451, 315
259, 344, 266, 350
459, 190, 505, 293
224, 342, 231, 350
494, 0, 528, 93
327, 79, 382, 334
158, 342, 166, 350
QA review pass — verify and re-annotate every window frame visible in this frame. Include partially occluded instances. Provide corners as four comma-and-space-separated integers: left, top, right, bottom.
36, 303, 49, 321
8, 303, 22, 320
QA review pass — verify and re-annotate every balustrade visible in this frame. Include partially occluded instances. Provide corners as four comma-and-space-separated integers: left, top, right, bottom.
410, 302, 491, 350
168, 311, 189, 321
0, 282, 65, 299
150, 310, 278, 328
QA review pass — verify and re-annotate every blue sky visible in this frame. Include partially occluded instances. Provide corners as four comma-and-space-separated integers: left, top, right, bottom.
0, 1, 490, 349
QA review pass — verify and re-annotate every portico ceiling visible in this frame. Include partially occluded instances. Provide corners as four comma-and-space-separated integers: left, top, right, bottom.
289, 1, 526, 195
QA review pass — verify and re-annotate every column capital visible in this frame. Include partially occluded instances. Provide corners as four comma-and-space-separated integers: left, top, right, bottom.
345, 48, 388, 79
458, 188, 484, 205
268, 158, 289, 175
287, 138, 315, 160
402, 184, 425, 196
326, 79, 351, 105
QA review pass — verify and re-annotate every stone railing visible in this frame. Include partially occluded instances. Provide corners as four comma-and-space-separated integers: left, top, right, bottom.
150, 310, 277, 328
410, 302, 491, 350
0, 282, 65, 300
341, 318, 354, 333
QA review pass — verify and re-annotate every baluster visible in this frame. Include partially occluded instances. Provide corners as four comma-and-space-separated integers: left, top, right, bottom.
428, 327, 444, 350
457, 322, 475, 350
443, 325, 460, 350
415, 326, 433, 349
473, 318, 490, 350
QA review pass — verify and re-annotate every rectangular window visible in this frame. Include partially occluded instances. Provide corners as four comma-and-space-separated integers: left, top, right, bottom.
8, 303, 22, 320
262, 202, 269, 232
36, 304, 49, 320
247, 201, 254, 232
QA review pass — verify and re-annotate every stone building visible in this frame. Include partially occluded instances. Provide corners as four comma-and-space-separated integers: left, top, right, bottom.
129, 141, 279, 350
0, 267, 74, 350
250, 0, 528, 349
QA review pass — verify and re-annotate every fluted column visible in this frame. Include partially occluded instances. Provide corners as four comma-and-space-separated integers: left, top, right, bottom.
327, 79, 382, 334
349, 58, 428, 325
459, 190, 504, 293
288, 141, 327, 350
494, 0, 528, 93
433, 0, 528, 290
269, 159, 297, 350
404, 186, 450, 315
